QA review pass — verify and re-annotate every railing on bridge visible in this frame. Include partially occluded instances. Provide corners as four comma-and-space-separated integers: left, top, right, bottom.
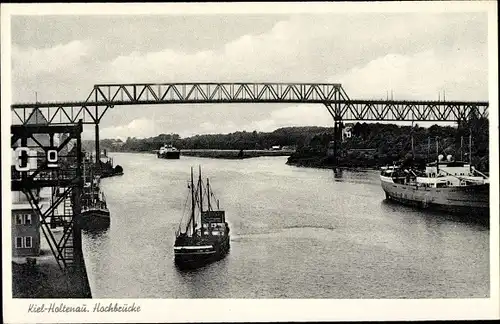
331, 100, 489, 121
10, 82, 488, 125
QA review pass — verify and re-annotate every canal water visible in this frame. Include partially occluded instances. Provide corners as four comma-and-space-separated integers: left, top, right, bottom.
82, 152, 489, 298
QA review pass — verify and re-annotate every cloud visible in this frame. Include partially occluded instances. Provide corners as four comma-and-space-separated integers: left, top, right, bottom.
241, 104, 332, 132
335, 47, 488, 100
99, 13, 487, 88
12, 40, 92, 76
11, 13, 488, 138
12, 40, 100, 102
99, 118, 158, 140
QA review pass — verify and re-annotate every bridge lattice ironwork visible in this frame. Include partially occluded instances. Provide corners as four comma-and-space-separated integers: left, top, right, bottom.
11, 83, 489, 125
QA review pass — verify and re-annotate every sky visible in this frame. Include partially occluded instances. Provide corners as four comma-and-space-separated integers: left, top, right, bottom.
10, 10, 489, 140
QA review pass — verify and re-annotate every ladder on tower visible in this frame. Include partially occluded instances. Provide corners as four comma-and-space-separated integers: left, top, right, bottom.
63, 232, 75, 268
56, 194, 75, 268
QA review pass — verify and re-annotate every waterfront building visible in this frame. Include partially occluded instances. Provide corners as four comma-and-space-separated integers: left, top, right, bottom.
11, 108, 51, 258
342, 123, 354, 141
12, 201, 41, 257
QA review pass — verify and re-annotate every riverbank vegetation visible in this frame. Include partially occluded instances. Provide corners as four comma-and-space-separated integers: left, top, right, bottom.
84, 126, 329, 153
287, 118, 489, 172
85, 118, 489, 172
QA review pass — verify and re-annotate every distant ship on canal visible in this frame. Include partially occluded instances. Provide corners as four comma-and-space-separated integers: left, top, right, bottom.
174, 166, 230, 269
380, 155, 490, 218
157, 137, 180, 159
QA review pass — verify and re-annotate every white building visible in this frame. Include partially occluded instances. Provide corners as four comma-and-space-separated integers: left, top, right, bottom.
342, 123, 354, 141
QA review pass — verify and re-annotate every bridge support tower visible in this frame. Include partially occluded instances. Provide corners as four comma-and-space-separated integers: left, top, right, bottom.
95, 122, 100, 174
324, 99, 344, 167
333, 117, 343, 166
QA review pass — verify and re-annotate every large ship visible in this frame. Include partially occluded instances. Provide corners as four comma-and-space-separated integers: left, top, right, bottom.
174, 167, 230, 269
380, 155, 490, 218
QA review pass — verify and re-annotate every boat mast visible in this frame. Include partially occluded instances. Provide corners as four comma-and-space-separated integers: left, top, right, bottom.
460, 136, 464, 161
207, 178, 211, 212
207, 178, 212, 235
427, 137, 430, 163
469, 133, 472, 164
411, 120, 414, 160
190, 167, 195, 235
436, 136, 439, 176
90, 166, 94, 204
198, 166, 203, 235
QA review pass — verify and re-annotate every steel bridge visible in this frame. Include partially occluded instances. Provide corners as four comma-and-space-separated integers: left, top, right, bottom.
12, 83, 488, 125
9, 82, 489, 273
11, 82, 489, 166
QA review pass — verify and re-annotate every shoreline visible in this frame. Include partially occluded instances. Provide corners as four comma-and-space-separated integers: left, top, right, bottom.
111, 149, 295, 159
180, 149, 295, 159
285, 161, 378, 172
109, 150, 381, 172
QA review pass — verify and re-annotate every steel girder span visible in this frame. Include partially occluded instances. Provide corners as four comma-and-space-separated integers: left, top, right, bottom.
11, 83, 489, 125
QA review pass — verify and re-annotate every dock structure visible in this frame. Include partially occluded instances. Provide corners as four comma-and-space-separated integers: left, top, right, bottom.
10, 82, 488, 167
11, 120, 91, 298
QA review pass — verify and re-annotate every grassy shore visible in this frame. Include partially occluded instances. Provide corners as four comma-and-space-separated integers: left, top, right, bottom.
11, 227, 91, 298
12, 259, 91, 298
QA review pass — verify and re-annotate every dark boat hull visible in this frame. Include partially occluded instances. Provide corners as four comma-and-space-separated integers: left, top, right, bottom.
100, 171, 124, 179
174, 236, 230, 270
158, 151, 180, 159
80, 208, 110, 230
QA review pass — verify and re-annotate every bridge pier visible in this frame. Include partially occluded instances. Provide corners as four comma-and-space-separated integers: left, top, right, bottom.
333, 117, 343, 166
324, 100, 343, 167
95, 122, 100, 174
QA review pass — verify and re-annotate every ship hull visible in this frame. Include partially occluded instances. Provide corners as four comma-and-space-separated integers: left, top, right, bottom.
157, 151, 180, 159
174, 236, 230, 270
80, 208, 110, 230
381, 177, 490, 219
100, 171, 124, 179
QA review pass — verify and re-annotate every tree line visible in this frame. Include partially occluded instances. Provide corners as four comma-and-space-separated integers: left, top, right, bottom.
287, 117, 489, 171
83, 126, 332, 153
84, 118, 489, 172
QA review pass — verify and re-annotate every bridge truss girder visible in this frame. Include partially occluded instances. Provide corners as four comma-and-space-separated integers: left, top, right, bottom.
11, 82, 488, 125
